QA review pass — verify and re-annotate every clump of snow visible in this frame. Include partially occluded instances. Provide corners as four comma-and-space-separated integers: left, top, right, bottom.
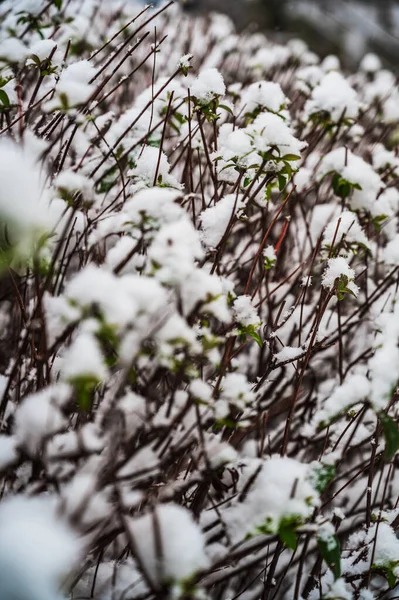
190, 379, 213, 402
360, 53, 382, 74
322, 210, 370, 251
191, 67, 226, 103
45, 60, 96, 109
311, 373, 370, 429
224, 456, 319, 542
233, 295, 261, 327
367, 522, 399, 576
201, 195, 245, 248
128, 504, 209, 586
54, 170, 93, 198
274, 345, 304, 364
60, 331, 108, 383
0, 37, 28, 63
318, 147, 383, 214
29, 39, 57, 61
178, 53, 192, 69
0, 495, 81, 600
321, 256, 359, 297
0, 138, 53, 260
128, 146, 183, 191
305, 71, 359, 122
0, 435, 18, 471
14, 385, 69, 456
221, 372, 255, 409
240, 81, 287, 115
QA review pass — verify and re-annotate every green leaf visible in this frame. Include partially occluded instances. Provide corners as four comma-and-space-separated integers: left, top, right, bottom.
379, 412, 399, 461
318, 533, 341, 580
248, 329, 263, 348
372, 214, 388, 233
71, 375, 99, 411
278, 174, 286, 191
386, 569, 397, 589
279, 522, 297, 550
53, 0, 63, 9
281, 154, 301, 162
0, 90, 10, 108
371, 564, 397, 588
219, 104, 234, 115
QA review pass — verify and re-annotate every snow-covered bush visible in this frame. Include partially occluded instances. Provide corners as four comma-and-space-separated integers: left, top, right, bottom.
1, 1, 399, 599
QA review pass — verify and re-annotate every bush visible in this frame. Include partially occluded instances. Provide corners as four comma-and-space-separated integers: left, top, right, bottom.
0, 1, 399, 599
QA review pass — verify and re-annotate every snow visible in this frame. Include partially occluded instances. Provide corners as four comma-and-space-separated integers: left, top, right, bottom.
128, 504, 209, 586
14, 386, 68, 456
321, 54, 340, 72
322, 210, 370, 250
233, 295, 261, 327
305, 71, 360, 122
240, 81, 287, 115
0, 495, 81, 600
221, 372, 255, 409
62, 469, 110, 525
0, 138, 52, 257
180, 269, 231, 322
178, 53, 192, 69
128, 146, 183, 191
46, 60, 96, 109
311, 373, 370, 429
149, 219, 203, 284
294, 167, 312, 192
224, 455, 320, 542
323, 578, 353, 600
249, 111, 306, 158
383, 234, 399, 266
123, 186, 184, 228
274, 345, 304, 364
29, 39, 57, 61
0, 37, 28, 63
191, 67, 226, 104
118, 391, 147, 434
118, 445, 159, 479
2, 3, 399, 598
321, 256, 359, 297
54, 170, 93, 197
318, 147, 383, 213
0, 435, 18, 471
190, 379, 213, 402
104, 236, 138, 274
201, 194, 245, 248
60, 331, 108, 383
65, 265, 139, 329
367, 522, 399, 575
360, 53, 382, 73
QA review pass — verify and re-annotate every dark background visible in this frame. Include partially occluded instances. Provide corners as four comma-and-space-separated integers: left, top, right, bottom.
180, 0, 399, 68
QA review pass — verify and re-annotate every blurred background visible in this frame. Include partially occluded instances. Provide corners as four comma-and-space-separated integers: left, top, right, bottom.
180, 0, 399, 69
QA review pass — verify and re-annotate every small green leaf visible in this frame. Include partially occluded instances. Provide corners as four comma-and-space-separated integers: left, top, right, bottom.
278, 174, 286, 191
281, 154, 301, 162
248, 329, 263, 348
318, 533, 341, 580
53, 0, 63, 9
372, 214, 388, 233
379, 412, 399, 461
279, 523, 297, 550
0, 90, 10, 108
243, 176, 251, 188
219, 104, 234, 115
386, 569, 397, 589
